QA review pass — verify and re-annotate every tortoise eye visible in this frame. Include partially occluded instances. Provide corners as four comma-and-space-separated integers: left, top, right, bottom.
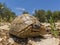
33, 24, 40, 29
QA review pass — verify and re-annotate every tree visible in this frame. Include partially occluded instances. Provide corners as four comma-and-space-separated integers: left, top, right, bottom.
52, 11, 59, 21
46, 10, 52, 22
33, 10, 46, 22
0, 3, 16, 22
57, 11, 60, 20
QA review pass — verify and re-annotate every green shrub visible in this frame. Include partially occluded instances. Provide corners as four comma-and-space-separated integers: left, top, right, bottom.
49, 16, 59, 37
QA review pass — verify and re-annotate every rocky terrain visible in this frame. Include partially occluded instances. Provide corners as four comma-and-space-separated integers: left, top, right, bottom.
0, 22, 60, 45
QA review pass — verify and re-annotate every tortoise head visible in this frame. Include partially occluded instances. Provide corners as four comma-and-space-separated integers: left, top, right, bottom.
31, 20, 41, 31
31, 21, 50, 35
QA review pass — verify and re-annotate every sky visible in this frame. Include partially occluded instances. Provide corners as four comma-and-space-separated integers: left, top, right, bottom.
0, 0, 60, 15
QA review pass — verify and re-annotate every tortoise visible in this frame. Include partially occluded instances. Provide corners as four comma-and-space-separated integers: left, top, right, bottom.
9, 14, 47, 38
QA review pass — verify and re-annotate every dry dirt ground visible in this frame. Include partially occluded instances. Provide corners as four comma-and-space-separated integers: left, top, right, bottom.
0, 23, 60, 45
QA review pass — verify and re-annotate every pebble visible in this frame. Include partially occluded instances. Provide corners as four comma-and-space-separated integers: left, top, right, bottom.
0, 38, 3, 42
8, 38, 14, 44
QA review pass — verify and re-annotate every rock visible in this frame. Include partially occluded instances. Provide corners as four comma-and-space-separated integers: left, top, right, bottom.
0, 38, 3, 42
0, 25, 10, 30
43, 34, 52, 38
28, 37, 59, 45
8, 38, 14, 44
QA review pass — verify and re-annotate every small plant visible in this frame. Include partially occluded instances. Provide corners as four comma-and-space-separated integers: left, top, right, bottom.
49, 16, 59, 37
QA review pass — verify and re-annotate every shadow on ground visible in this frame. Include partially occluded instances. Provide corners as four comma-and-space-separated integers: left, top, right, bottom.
9, 34, 46, 45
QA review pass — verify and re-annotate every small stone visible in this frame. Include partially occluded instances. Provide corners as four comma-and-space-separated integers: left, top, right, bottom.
43, 34, 52, 38
8, 38, 14, 44
0, 38, 3, 42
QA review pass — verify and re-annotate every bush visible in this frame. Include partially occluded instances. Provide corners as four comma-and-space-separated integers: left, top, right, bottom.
49, 16, 59, 37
